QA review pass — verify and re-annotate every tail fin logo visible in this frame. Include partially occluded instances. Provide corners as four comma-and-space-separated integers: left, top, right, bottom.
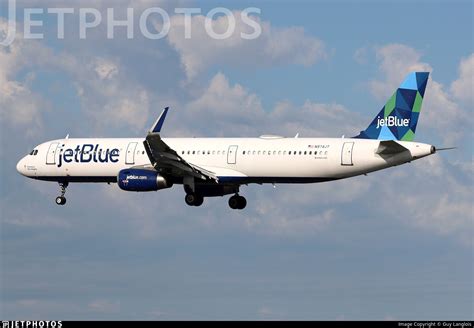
354, 72, 429, 141
376, 116, 409, 129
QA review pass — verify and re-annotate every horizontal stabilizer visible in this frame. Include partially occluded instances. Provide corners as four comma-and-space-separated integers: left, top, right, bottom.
375, 140, 409, 155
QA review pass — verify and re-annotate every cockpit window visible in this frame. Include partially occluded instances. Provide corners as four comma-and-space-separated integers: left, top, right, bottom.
29, 150, 35, 155
29, 150, 38, 156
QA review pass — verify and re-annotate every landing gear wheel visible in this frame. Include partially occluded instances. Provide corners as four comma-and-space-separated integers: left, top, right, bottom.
229, 195, 239, 209
185, 193, 196, 206
55, 182, 69, 206
193, 195, 204, 207
237, 196, 247, 210
185, 193, 204, 207
229, 195, 246, 210
55, 196, 66, 205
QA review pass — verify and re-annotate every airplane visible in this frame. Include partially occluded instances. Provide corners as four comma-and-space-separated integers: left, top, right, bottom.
16, 72, 450, 209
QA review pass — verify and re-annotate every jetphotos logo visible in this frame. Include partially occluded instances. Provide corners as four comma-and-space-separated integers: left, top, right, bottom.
0, 0, 262, 46
2, 321, 62, 328
376, 116, 410, 129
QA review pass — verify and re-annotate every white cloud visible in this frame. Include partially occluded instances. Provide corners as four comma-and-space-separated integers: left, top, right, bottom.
46, 53, 150, 132
94, 58, 119, 80
362, 148, 472, 246
179, 72, 363, 138
369, 44, 431, 99
450, 53, 474, 103
0, 19, 51, 132
167, 12, 326, 80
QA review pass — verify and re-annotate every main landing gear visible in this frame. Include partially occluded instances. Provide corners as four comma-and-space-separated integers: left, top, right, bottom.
228, 194, 247, 210
185, 193, 204, 207
55, 182, 68, 206
184, 193, 247, 209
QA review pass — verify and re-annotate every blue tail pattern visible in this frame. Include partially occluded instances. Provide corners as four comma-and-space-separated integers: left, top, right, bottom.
354, 72, 429, 141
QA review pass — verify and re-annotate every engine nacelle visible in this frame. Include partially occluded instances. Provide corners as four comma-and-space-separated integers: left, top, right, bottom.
117, 169, 172, 192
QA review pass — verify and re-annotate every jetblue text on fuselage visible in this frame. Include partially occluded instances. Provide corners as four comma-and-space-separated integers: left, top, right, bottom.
57, 144, 119, 167
376, 116, 409, 129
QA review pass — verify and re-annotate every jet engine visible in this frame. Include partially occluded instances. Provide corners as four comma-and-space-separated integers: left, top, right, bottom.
117, 169, 172, 192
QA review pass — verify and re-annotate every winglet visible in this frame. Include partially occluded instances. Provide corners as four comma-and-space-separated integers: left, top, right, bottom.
149, 107, 169, 133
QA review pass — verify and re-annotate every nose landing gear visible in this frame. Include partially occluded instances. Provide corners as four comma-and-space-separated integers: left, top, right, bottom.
55, 182, 68, 206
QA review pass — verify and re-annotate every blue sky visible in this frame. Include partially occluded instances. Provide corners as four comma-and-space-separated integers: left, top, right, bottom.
0, 0, 472, 320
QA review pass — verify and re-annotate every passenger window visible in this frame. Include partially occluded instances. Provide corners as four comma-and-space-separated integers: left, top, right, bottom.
212, 151, 215, 155
258, 151, 261, 155
299, 151, 302, 155
263, 151, 266, 155
278, 151, 281, 155
217, 151, 220, 155
304, 151, 307, 155
283, 151, 286, 155
309, 151, 312, 155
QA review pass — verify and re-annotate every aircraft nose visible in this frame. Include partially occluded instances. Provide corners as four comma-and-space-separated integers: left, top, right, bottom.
16, 157, 26, 176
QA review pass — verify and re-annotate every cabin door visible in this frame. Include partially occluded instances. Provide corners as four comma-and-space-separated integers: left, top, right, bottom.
341, 142, 354, 166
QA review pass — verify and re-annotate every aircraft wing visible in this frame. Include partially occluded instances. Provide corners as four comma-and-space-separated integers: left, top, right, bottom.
143, 108, 218, 182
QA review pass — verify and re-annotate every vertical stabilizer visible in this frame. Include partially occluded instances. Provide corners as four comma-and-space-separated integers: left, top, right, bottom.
354, 72, 429, 141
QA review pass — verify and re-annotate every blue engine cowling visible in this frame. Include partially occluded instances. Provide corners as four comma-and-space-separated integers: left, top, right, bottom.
117, 169, 172, 192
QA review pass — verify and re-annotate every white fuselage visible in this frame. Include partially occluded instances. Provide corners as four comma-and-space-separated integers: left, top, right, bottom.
16, 136, 434, 184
